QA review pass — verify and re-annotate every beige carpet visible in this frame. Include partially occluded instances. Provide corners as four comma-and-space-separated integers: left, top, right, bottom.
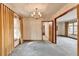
10, 36, 77, 56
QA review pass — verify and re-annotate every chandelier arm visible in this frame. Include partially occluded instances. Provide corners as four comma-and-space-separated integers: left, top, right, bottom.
31, 8, 42, 19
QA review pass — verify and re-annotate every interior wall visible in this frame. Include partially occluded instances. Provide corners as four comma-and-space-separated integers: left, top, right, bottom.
23, 18, 43, 40
57, 22, 65, 36
20, 17, 23, 44
0, 4, 14, 56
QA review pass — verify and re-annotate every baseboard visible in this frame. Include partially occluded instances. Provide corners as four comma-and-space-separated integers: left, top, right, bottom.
23, 40, 44, 42
57, 35, 77, 40
57, 35, 67, 37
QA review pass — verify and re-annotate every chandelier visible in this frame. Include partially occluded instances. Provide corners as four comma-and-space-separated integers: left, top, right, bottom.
31, 8, 42, 19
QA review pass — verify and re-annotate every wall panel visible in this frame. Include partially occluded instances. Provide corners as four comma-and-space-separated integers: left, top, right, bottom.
0, 4, 4, 55
65, 22, 69, 36
20, 17, 23, 43
77, 4, 79, 56
0, 4, 14, 56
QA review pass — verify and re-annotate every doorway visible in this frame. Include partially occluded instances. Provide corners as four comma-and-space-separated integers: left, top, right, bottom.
55, 8, 77, 55
42, 21, 53, 42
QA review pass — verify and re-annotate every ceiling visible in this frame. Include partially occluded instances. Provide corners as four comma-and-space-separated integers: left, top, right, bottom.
5, 3, 67, 19
57, 8, 77, 23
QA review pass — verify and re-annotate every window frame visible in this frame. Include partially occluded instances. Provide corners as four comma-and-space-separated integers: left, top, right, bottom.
68, 22, 77, 35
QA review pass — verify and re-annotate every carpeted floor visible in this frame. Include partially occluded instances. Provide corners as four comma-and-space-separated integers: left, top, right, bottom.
10, 36, 77, 56
57, 36, 77, 56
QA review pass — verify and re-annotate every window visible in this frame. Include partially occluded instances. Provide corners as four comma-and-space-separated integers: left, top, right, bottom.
74, 22, 77, 35
68, 23, 73, 35
68, 22, 77, 36
14, 16, 21, 40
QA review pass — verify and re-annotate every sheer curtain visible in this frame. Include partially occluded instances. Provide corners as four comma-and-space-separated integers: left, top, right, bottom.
14, 16, 21, 40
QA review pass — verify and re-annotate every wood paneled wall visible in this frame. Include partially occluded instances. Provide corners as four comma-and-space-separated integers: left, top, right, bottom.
77, 4, 79, 56
0, 4, 14, 56
65, 22, 69, 37
19, 17, 23, 44
49, 22, 53, 42
52, 19, 56, 43
0, 3, 3, 55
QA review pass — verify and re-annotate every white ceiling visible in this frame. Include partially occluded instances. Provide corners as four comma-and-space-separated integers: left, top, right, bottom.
57, 8, 77, 23
5, 3, 67, 19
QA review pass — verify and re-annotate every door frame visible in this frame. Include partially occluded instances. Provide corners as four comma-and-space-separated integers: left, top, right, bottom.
54, 6, 79, 55
41, 21, 53, 41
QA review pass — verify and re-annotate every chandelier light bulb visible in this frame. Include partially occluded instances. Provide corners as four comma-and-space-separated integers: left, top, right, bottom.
31, 8, 42, 19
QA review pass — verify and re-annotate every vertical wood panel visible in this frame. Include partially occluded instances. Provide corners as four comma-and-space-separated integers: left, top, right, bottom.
0, 4, 5, 56
3, 4, 6, 55
77, 4, 79, 56
52, 19, 57, 44
65, 22, 69, 36
0, 4, 3, 56
20, 17, 23, 44
0, 4, 14, 56
4, 6, 9, 55
9, 8, 11, 54
9, 9, 14, 53
49, 22, 53, 42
